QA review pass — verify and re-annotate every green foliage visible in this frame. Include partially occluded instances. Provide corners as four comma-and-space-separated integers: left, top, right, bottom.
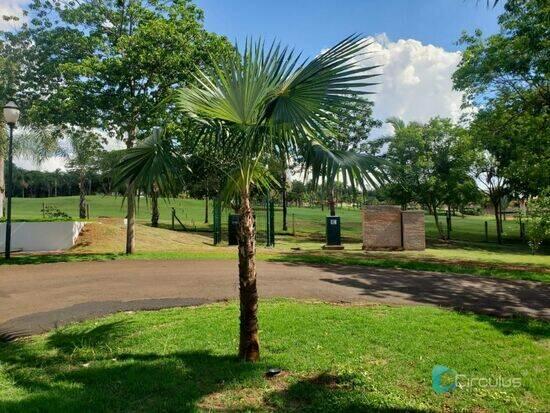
524, 189, 550, 253
454, 0, 549, 197
40, 204, 72, 220
382, 117, 478, 237
13, 0, 232, 144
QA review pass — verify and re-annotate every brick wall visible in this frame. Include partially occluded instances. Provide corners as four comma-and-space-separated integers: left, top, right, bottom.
362, 206, 425, 251
402, 211, 426, 250
362, 205, 402, 250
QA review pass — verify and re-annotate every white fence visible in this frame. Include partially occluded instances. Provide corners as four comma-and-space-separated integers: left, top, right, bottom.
0, 221, 85, 252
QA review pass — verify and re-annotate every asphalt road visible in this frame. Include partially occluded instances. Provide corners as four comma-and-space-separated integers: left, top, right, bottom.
1, 259, 548, 339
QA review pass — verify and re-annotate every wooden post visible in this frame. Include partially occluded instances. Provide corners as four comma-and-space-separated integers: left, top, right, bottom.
485, 221, 489, 242
86, 204, 90, 219
292, 213, 295, 236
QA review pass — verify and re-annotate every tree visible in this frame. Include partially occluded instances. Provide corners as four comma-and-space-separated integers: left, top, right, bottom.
15, 0, 232, 253
384, 118, 476, 239
64, 130, 104, 219
324, 98, 381, 215
523, 189, 550, 254
454, 0, 549, 198
117, 36, 384, 361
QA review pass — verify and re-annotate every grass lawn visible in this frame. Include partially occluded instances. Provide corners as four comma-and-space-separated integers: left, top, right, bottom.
9, 195, 525, 244
0, 300, 548, 412
4, 196, 549, 282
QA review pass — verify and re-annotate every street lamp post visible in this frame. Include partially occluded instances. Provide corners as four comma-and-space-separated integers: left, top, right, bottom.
3, 101, 20, 259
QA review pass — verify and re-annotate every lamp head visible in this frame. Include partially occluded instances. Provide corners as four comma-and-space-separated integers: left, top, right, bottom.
3, 101, 20, 125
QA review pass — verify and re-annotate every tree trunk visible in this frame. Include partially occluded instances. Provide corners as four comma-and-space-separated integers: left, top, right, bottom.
0, 157, 4, 218
78, 172, 87, 219
151, 182, 159, 227
492, 198, 502, 245
125, 133, 137, 254
126, 182, 136, 254
328, 187, 336, 216
237, 192, 260, 362
433, 207, 445, 239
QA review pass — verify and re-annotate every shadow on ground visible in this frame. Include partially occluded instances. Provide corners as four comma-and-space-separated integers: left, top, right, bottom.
0, 321, 430, 412
269, 259, 550, 322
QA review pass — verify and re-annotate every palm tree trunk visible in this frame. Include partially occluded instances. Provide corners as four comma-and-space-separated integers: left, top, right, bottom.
237, 192, 260, 362
151, 182, 159, 227
282, 170, 288, 231
126, 182, 136, 254
328, 186, 336, 216
78, 172, 86, 219
126, 132, 137, 254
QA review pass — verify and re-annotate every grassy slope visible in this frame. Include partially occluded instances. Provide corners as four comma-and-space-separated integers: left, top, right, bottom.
0, 300, 548, 412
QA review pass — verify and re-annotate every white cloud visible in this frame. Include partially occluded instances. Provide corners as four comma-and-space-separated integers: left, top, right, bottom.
363, 34, 464, 135
0, 0, 27, 30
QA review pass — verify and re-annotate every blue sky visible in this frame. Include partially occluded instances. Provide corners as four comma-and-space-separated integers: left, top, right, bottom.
194, 0, 504, 57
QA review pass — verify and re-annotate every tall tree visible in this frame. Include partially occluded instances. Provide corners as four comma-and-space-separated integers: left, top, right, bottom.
324, 98, 381, 215
17, 0, 231, 252
64, 130, 104, 219
117, 36, 384, 361
454, 0, 549, 198
384, 117, 476, 239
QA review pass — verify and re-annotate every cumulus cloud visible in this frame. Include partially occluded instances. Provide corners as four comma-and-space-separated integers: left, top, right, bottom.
363, 34, 464, 135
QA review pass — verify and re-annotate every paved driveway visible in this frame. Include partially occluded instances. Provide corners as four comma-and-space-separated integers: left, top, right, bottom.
1, 260, 548, 338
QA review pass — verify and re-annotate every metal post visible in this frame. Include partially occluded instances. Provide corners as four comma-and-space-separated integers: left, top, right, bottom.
172, 208, 175, 230
42, 202, 45, 218
5, 124, 15, 259
86, 203, 90, 219
269, 200, 275, 247
292, 213, 295, 236
484, 221, 488, 242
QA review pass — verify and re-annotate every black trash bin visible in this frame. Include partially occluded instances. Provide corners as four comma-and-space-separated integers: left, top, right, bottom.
228, 214, 240, 245
324, 216, 344, 249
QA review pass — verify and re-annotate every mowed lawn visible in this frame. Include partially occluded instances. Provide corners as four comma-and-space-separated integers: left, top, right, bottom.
10, 195, 522, 244
5, 195, 550, 281
0, 300, 548, 412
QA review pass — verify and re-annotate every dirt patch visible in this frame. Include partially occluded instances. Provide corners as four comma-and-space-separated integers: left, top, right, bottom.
71, 218, 213, 254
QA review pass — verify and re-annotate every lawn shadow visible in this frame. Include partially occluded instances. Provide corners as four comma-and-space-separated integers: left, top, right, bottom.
47, 320, 129, 354
0, 252, 120, 266
265, 372, 430, 412
0, 320, 265, 412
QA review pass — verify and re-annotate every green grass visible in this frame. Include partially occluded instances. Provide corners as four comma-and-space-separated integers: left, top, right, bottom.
0, 300, 548, 412
9, 195, 525, 244
5, 196, 549, 282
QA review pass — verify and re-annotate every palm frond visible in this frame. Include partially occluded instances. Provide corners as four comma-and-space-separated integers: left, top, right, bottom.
114, 127, 183, 197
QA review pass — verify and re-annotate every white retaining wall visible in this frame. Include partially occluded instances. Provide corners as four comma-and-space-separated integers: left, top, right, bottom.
0, 221, 85, 252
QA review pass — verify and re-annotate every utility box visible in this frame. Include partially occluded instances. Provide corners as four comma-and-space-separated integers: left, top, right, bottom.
324, 216, 344, 250
228, 214, 240, 245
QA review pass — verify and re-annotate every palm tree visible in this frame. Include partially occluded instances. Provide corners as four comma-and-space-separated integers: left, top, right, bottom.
1, 123, 61, 217
117, 35, 385, 361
